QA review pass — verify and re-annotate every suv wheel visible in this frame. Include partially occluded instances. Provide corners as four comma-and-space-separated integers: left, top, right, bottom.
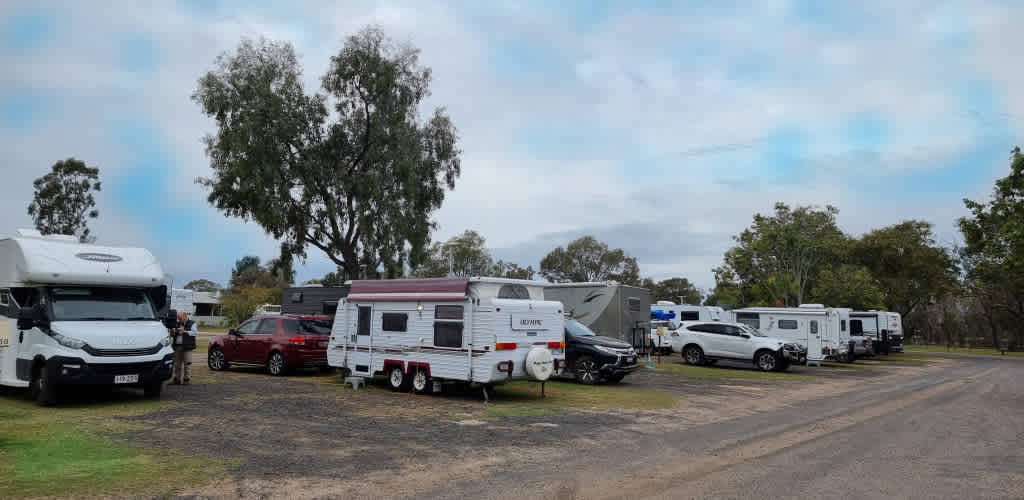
208, 347, 228, 371
755, 350, 779, 372
267, 351, 287, 376
574, 356, 600, 385
683, 346, 705, 366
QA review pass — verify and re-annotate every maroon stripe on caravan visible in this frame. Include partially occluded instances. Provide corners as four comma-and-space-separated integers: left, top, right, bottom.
346, 293, 468, 302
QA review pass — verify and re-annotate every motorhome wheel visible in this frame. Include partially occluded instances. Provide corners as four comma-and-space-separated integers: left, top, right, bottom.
30, 365, 57, 406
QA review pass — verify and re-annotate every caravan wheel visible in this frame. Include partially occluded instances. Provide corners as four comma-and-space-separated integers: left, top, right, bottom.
389, 367, 410, 392
412, 368, 432, 394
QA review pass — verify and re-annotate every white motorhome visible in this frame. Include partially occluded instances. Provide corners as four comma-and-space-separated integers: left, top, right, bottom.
729, 305, 847, 365
651, 301, 724, 322
0, 230, 175, 405
328, 277, 566, 395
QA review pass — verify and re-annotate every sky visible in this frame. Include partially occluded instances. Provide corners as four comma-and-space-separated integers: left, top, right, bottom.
2, 0, 1023, 292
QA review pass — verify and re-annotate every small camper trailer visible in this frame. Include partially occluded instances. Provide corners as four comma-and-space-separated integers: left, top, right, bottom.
328, 278, 565, 394
544, 283, 651, 348
729, 305, 847, 365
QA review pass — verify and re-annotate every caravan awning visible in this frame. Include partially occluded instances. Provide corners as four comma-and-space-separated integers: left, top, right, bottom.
346, 278, 470, 302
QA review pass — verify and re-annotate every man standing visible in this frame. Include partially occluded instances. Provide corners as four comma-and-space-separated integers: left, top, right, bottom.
172, 311, 198, 384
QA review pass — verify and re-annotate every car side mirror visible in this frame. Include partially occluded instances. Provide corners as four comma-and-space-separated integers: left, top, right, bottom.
228, 329, 239, 336
740, 334, 750, 339
17, 305, 49, 331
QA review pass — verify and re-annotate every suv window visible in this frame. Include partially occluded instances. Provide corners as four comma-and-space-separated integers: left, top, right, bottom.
283, 318, 332, 335
237, 320, 259, 335
723, 325, 747, 336
256, 318, 278, 334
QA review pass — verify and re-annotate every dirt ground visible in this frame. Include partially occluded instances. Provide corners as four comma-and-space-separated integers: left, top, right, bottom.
58, 352, 999, 500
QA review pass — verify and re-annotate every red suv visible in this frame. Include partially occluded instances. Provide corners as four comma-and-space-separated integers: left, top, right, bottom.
207, 314, 332, 375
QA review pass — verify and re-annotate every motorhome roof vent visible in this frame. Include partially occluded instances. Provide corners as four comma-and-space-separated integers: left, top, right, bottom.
655, 300, 677, 305
798, 304, 825, 309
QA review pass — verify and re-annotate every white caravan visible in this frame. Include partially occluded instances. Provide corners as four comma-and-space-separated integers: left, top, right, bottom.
651, 301, 724, 322
328, 277, 566, 395
170, 288, 196, 315
730, 306, 846, 365
0, 230, 175, 405
851, 310, 903, 353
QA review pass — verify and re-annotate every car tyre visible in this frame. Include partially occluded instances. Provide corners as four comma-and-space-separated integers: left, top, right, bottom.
143, 380, 163, 398
411, 368, 431, 394
605, 374, 625, 384
267, 351, 287, 376
574, 356, 600, 385
388, 366, 410, 392
756, 350, 779, 372
30, 364, 57, 407
683, 346, 705, 366
208, 347, 229, 371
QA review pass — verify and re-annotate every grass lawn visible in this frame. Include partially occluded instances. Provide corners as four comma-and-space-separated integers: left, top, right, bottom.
904, 344, 1024, 358
0, 394, 232, 498
650, 359, 819, 381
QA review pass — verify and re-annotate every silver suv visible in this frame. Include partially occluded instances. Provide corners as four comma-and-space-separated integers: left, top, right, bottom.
671, 321, 807, 372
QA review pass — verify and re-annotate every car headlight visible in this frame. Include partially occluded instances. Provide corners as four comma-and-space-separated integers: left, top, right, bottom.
594, 345, 620, 356
51, 332, 87, 350
159, 336, 171, 347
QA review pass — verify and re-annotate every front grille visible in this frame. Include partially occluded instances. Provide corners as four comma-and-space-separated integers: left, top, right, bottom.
88, 361, 161, 375
83, 344, 163, 357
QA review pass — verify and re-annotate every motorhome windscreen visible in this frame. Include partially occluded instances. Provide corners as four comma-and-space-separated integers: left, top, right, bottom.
49, 287, 157, 321
566, 319, 596, 336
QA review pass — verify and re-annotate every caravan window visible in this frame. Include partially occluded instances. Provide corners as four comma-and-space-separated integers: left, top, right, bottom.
357, 306, 371, 335
735, 313, 759, 328
777, 319, 798, 330
382, 313, 408, 332
434, 322, 463, 347
810, 321, 819, 334
841, 320, 847, 332
678, 311, 700, 321
851, 320, 863, 335
435, 305, 464, 320
498, 285, 531, 300
627, 297, 642, 311
0, 289, 8, 307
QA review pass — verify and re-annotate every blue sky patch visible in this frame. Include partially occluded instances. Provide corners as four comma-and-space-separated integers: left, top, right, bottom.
2, 9, 58, 50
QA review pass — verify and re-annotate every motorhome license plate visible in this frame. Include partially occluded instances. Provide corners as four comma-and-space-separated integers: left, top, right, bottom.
114, 374, 139, 384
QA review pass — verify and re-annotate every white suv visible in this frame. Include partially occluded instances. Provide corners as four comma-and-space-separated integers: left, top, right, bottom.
670, 321, 807, 372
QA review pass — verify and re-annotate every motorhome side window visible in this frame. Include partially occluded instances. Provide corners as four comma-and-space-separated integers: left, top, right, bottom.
433, 305, 463, 348
357, 306, 371, 335
777, 319, 798, 330
382, 313, 408, 332
497, 285, 530, 300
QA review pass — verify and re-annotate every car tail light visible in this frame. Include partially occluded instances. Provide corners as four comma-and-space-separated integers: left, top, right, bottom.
547, 341, 565, 349
289, 336, 306, 345
496, 342, 517, 350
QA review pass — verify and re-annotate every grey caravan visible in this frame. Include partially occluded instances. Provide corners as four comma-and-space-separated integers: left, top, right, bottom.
545, 283, 651, 347
730, 307, 845, 365
850, 311, 903, 354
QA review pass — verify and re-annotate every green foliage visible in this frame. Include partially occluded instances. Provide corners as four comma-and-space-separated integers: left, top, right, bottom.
958, 147, 1024, 348
415, 230, 494, 277
231, 256, 261, 279
220, 286, 279, 326
193, 28, 462, 280
183, 279, 221, 292
715, 203, 845, 307
26, 158, 101, 243
540, 236, 640, 285
493, 260, 536, 280
644, 277, 702, 304
811, 264, 886, 310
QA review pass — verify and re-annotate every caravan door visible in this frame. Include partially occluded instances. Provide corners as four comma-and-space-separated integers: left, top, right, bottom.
805, 318, 824, 363
353, 304, 373, 375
